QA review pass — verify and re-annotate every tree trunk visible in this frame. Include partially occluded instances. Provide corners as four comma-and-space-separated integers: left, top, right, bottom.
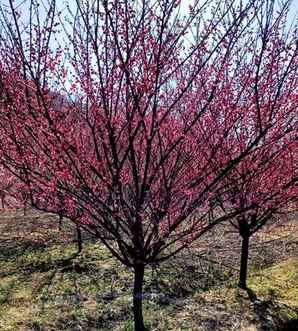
1, 195, 4, 209
133, 264, 145, 331
76, 224, 82, 254
58, 214, 63, 231
239, 234, 250, 289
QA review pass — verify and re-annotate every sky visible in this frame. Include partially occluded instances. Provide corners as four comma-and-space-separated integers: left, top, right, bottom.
1, 0, 297, 91
1, 0, 298, 24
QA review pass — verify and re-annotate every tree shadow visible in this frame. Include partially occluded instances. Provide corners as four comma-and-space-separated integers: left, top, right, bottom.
242, 287, 298, 331
0, 241, 33, 261
246, 287, 258, 302
277, 319, 298, 331
0, 245, 83, 280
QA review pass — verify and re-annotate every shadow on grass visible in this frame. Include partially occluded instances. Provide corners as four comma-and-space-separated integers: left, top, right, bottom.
277, 319, 298, 331
0, 246, 83, 280
0, 242, 34, 261
242, 287, 298, 331
150, 254, 233, 304
246, 287, 258, 302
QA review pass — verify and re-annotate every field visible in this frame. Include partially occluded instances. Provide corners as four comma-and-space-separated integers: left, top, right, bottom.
0, 210, 297, 330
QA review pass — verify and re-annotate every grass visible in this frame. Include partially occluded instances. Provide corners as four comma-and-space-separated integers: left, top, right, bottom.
0, 211, 297, 330
249, 258, 298, 307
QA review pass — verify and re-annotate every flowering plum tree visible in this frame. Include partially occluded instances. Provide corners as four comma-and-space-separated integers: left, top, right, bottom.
205, 2, 298, 288
217, 138, 297, 289
0, 0, 297, 329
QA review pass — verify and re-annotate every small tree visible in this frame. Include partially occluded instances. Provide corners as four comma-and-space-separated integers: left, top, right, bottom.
0, 0, 297, 329
198, 0, 298, 289
218, 139, 297, 289
210, 5, 298, 285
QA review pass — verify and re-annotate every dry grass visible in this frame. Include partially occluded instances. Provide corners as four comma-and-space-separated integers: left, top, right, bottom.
0, 209, 297, 330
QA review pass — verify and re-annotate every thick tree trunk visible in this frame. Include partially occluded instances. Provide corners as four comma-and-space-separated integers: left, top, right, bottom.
133, 264, 145, 331
239, 234, 250, 289
76, 224, 82, 254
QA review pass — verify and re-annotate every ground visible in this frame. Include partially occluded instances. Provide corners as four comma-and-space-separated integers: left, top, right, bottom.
0, 210, 297, 330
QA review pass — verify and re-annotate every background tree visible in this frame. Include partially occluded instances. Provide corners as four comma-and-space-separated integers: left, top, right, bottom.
206, 2, 298, 287
0, 0, 297, 329
217, 138, 297, 289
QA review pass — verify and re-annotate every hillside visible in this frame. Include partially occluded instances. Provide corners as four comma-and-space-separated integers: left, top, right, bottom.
0, 210, 297, 330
